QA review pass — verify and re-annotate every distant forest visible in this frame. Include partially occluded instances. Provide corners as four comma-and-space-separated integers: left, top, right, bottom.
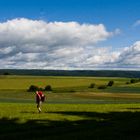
0, 69, 140, 78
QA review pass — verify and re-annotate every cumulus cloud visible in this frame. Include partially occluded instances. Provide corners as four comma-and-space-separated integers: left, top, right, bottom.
0, 18, 111, 50
0, 18, 113, 69
0, 18, 139, 70
114, 41, 140, 69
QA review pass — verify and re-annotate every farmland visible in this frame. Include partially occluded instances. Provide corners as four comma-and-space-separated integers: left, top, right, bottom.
0, 75, 140, 103
0, 75, 140, 140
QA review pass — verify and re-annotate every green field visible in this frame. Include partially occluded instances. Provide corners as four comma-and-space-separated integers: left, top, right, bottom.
0, 75, 140, 103
0, 103, 140, 140
0, 76, 140, 139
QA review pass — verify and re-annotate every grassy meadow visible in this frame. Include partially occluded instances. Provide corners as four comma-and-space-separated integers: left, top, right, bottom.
0, 75, 140, 139
0, 75, 140, 103
1, 103, 140, 140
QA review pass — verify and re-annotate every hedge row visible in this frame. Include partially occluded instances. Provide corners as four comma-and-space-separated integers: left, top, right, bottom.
28, 85, 52, 92
89, 80, 114, 89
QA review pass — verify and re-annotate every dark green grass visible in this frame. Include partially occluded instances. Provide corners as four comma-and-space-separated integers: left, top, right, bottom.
104, 86, 140, 93
1, 90, 140, 104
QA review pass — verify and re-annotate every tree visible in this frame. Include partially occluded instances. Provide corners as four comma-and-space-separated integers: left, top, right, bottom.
3, 72, 10, 75
89, 83, 95, 88
28, 85, 39, 92
130, 79, 139, 84
44, 85, 52, 91
107, 81, 114, 87
126, 81, 130, 84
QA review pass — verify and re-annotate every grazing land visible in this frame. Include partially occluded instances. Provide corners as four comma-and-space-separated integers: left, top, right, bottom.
0, 75, 140, 103
0, 75, 140, 140
1, 103, 140, 140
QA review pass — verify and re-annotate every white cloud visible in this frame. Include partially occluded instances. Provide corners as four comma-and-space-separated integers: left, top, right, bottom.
115, 41, 140, 66
0, 18, 111, 50
0, 18, 114, 69
0, 46, 16, 54
0, 18, 139, 70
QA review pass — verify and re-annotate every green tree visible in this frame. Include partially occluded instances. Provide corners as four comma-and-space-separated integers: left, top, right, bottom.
89, 83, 95, 88
28, 85, 39, 92
107, 81, 114, 87
44, 85, 52, 91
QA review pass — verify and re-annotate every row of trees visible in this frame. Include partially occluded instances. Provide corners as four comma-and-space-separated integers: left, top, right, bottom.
28, 81, 114, 92
89, 78, 140, 90
89, 80, 114, 89
28, 85, 52, 92
27, 78, 139, 92
126, 78, 140, 84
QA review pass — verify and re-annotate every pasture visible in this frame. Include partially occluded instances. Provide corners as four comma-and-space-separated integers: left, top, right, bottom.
0, 75, 140, 103
0, 75, 140, 139
0, 103, 140, 140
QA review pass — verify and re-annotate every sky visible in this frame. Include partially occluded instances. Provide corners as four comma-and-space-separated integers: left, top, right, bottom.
0, 0, 140, 70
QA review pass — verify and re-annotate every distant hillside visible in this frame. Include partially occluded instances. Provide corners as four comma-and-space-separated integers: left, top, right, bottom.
0, 69, 140, 78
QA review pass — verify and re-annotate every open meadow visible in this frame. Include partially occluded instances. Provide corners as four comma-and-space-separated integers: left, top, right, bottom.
0, 75, 140, 140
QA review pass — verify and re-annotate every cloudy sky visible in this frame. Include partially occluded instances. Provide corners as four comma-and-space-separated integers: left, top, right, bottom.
0, 0, 140, 70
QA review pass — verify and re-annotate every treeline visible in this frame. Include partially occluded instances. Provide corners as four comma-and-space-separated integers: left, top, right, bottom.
0, 69, 140, 78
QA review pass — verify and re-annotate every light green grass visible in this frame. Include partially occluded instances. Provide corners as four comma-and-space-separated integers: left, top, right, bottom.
0, 76, 140, 139
0, 103, 140, 140
0, 76, 140, 105
0, 103, 139, 121
1, 75, 140, 94
0, 75, 129, 90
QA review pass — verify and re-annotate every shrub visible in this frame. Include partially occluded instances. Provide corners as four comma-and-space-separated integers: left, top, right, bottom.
107, 81, 114, 87
89, 83, 95, 88
3, 72, 10, 75
98, 85, 107, 89
69, 89, 76, 92
126, 82, 130, 84
28, 85, 39, 92
130, 79, 139, 84
44, 85, 52, 91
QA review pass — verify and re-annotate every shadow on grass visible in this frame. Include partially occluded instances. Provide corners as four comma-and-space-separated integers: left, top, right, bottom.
126, 108, 140, 110
0, 111, 140, 140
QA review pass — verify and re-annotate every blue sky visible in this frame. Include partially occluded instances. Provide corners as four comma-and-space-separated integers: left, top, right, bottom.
0, 0, 140, 70
0, 0, 140, 25
0, 0, 140, 46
